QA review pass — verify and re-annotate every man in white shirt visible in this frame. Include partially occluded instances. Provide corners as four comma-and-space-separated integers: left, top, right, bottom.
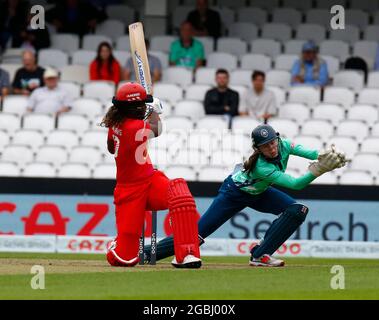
27, 68, 72, 115
239, 71, 277, 123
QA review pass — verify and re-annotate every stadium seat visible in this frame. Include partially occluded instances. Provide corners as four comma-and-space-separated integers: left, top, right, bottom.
265, 70, 291, 89
1, 48, 23, 64
336, 120, 369, 142
82, 35, 112, 51
194, 37, 214, 56
35, 145, 68, 167
22, 162, 56, 178
210, 149, 243, 167
267, 86, 286, 106
352, 41, 378, 69
288, 86, 320, 107
148, 147, 172, 167
333, 71, 365, 93
220, 133, 252, 155
329, 24, 360, 44
2, 95, 29, 115
69, 146, 102, 169
0, 130, 10, 150
261, 23, 292, 42
162, 67, 193, 87
323, 87, 355, 109
198, 165, 230, 182
267, 118, 299, 139
38, 49, 68, 69
231, 116, 260, 135
312, 104, 345, 126
46, 130, 79, 150
328, 136, 359, 158
295, 24, 326, 44
81, 130, 108, 148
171, 149, 209, 167
371, 122, 379, 136
163, 116, 194, 131
185, 84, 211, 101
22, 113, 55, 135
217, 38, 248, 57
251, 39, 281, 59
153, 83, 183, 103
367, 72, 379, 89
174, 100, 205, 121
2, 144, 34, 167
292, 135, 323, 150
287, 154, 310, 173
240, 53, 272, 71
339, 170, 373, 186
228, 23, 258, 42
150, 35, 178, 52
105, 4, 135, 25
95, 20, 125, 41
12, 129, 44, 152
71, 50, 96, 66
92, 163, 116, 179
319, 40, 349, 62
274, 54, 298, 71
51, 33, 80, 53
207, 52, 238, 70
320, 55, 340, 77
360, 137, 379, 153
58, 81, 81, 99
0, 63, 21, 82
60, 65, 89, 84
211, 7, 235, 32
148, 50, 169, 69
57, 163, 91, 178
349, 153, 379, 175
284, 40, 306, 55
305, 9, 330, 26
196, 116, 229, 130
82, 81, 115, 104
247, 0, 279, 11
345, 10, 369, 30
70, 98, 103, 121
313, 171, 338, 184
230, 69, 252, 86
272, 8, 302, 28
0, 161, 20, 177
364, 25, 379, 42
115, 35, 130, 51
165, 165, 197, 181
301, 119, 334, 141
57, 114, 90, 134
279, 103, 311, 123
315, 0, 346, 9
236, 7, 268, 26
149, 130, 185, 152
0, 113, 21, 134
282, 0, 313, 11
350, 0, 378, 11
194, 67, 217, 85
347, 104, 378, 126
230, 85, 248, 100
357, 88, 379, 107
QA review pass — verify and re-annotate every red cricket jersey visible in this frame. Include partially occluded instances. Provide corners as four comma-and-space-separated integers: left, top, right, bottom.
108, 119, 154, 184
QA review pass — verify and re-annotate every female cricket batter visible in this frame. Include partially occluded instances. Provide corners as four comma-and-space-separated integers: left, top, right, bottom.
144, 124, 348, 267
102, 82, 201, 268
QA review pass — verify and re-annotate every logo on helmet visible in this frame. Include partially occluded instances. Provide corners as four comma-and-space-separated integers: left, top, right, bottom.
260, 129, 269, 138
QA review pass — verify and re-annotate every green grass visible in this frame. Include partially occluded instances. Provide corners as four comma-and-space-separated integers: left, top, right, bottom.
0, 253, 378, 300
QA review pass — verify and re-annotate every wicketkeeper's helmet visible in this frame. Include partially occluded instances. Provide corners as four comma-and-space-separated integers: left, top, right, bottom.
251, 124, 279, 148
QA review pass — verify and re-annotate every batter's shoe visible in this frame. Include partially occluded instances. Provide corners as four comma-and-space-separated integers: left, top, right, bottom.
171, 255, 202, 269
249, 254, 285, 267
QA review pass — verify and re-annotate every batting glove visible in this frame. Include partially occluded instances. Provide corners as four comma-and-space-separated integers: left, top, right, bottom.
146, 97, 163, 114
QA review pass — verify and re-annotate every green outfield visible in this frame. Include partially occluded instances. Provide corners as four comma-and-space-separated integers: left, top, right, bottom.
0, 252, 378, 300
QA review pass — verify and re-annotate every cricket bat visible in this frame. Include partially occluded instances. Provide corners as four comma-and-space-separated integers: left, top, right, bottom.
128, 22, 153, 95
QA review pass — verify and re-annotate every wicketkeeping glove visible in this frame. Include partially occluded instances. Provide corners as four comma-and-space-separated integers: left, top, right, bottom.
308, 151, 346, 177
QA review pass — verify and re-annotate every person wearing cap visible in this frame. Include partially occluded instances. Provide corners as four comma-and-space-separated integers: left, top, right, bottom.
26, 68, 73, 115
291, 41, 329, 87
142, 124, 348, 267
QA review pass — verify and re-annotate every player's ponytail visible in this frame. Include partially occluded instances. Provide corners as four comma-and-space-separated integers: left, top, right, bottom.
243, 150, 260, 173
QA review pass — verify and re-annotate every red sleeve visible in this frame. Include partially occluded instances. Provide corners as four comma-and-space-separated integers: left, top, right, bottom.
107, 127, 115, 153
89, 61, 98, 80
113, 60, 121, 84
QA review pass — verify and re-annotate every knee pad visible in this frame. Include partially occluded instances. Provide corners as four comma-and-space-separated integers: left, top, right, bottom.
285, 203, 309, 223
106, 239, 139, 267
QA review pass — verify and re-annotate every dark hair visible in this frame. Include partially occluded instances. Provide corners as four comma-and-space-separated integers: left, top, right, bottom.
243, 149, 260, 173
252, 70, 265, 80
100, 102, 147, 128
96, 42, 115, 77
216, 68, 229, 76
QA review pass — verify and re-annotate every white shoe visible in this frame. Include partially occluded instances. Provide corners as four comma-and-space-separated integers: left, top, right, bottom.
249, 254, 285, 267
171, 255, 202, 269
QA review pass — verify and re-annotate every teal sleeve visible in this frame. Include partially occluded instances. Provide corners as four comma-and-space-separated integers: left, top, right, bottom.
169, 42, 177, 63
269, 171, 317, 190
198, 42, 205, 60
290, 142, 319, 160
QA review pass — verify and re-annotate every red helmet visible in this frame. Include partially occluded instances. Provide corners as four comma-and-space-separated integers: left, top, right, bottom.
112, 82, 153, 107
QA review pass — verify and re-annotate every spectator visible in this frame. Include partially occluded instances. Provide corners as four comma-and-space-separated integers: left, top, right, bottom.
169, 21, 205, 70
374, 44, 379, 70
291, 41, 329, 87
239, 71, 277, 122
0, 0, 29, 52
186, 0, 221, 39
26, 68, 72, 115
0, 68, 10, 101
124, 39, 162, 83
90, 42, 121, 84
46, 0, 107, 36
12, 50, 45, 95
204, 69, 239, 125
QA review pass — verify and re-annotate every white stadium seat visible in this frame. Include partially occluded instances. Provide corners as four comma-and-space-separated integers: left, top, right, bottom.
0, 113, 21, 134
339, 170, 373, 186
185, 84, 211, 101
150, 35, 178, 52
51, 33, 80, 53
217, 38, 248, 57
353, 41, 378, 69
272, 8, 302, 28
347, 104, 378, 126
251, 39, 281, 59
185, 130, 219, 155
81, 130, 108, 148
287, 155, 310, 173
148, 147, 172, 167
296, 24, 326, 44
371, 122, 379, 136
171, 149, 209, 167
57, 163, 91, 178
267, 118, 299, 139
261, 23, 292, 42
0, 63, 21, 82
0, 161, 20, 177
230, 85, 248, 100
284, 40, 306, 55
153, 83, 183, 104
163, 116, 194, 131
230, 69, 252, 86
364, 25, 379, 42
306, 9, 330, 26
279, 103, 311, 123
2, 95, 29, 115
148, 50, 169, 69
288, 86, 320, 107
319, 40, 349, 62
316, 0, 346, 9
162, 67, 193, 87
312, 104, 345, 126
231, 117, 261, 135
293, 135, 323, 151
336, 120, 369, 142
198, 166, 230, 182
349, 153, 379, 175
266, 70, 291, 89
35, 145, 68, 167
92, 163, 116, 179
95, 20, 125, 41
237, 7, 268, 26
59, 81, 81, 99
333, 71, 365, 93
212, 7, 235, 30
69, 146, 102, 169
194, 37, 214, 56
196, 116, 229, 131
274, 54, 298, 71
0, 130, 10, 149
195, 67, 217, 85
357, 88, 379, 107
367, 72, 379, 89
323, 87, 355, 109
282, 0, 313, 11
12, 129, 44, 152
165, 165, 197, 181
313, 172, 338, 185
22, 162, 56, 178
301, 119, 334, 141
350, 0, 378, 11
207, 52, 238, 70
174, 100, 205, 121
328, 136, 359, 158
22, 113, 55, 135
71, 50, 96, 66
360, 137, 379, 153
329, 25, 360, 44
115, 35, 130, 51
267, 86, 286, 106
210, 149, 243, 167
82, 81, 115, 104
60, 65, 89, 84
228, 23, 258, 42
2, 145, 34, 167
345, 9, 369, 30
245, 0, 279, 11
38, 49, 68, 68
220, 133, 252, 155
320, 55, 340, 77
240, 54, 272, 71
46, 130, 79, 150
82, 35, 112, 51
57, 114, 90, 134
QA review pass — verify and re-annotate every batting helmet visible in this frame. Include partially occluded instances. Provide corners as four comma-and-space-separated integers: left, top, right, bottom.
112, 82, 153, 108
251, 124, 279, 148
